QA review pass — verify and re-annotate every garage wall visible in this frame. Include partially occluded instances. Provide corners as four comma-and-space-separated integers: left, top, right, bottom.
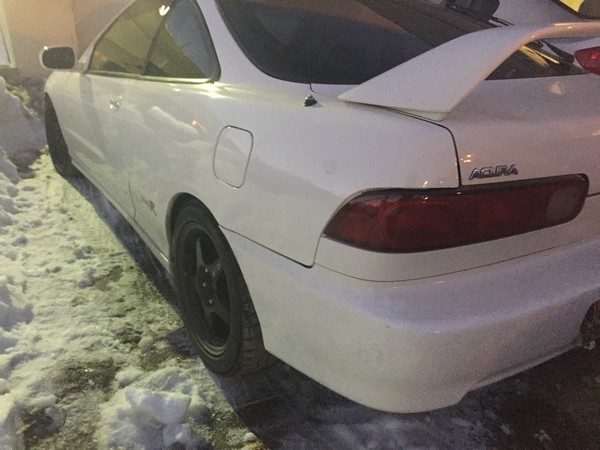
1, 0, 77, 77
0, 0, 130, 78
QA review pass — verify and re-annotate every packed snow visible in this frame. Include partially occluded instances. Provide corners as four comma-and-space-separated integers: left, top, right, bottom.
0, 76, 247, 449
0, 75, 598, 449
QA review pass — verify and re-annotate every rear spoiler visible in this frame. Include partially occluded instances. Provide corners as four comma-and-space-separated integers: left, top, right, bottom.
339, 22, 600, 121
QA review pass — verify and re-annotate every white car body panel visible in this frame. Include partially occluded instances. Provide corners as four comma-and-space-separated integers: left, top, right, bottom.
50, 74, 460, 267
49, 73, 135, 216
42, 0, 600, 412
452, 75, 600, 194
340, 22, 600, 120
226, 220, 600, 412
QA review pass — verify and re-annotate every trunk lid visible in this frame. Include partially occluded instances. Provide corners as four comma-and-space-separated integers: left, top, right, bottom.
337, 22, 600, 195
447, 74, 600, 195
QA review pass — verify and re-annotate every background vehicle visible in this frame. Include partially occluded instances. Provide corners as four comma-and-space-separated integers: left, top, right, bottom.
432, 0, 600, 54
470, 0, 600, 53
497, 0, 600, 22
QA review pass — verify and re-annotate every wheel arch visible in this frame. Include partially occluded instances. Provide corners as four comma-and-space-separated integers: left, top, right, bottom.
166, 193, 219, 261
167, 192, 274, 373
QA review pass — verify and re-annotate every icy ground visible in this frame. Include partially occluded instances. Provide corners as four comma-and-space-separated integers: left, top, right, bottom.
0, 76, 599, 449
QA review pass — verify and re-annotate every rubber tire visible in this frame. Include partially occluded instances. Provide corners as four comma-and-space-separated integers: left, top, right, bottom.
172, 200, 272, 375
45, 97, 80, 178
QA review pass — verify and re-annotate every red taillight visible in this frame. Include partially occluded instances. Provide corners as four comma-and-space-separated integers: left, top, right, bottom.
575, 46, 600, 76
323, 176, 588, 253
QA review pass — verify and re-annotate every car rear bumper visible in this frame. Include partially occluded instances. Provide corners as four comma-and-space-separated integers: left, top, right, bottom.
223, 229, 600, 413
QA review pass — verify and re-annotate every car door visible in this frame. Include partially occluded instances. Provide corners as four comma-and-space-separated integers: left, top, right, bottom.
78, 0, 175, 217
121, 0, 221, 253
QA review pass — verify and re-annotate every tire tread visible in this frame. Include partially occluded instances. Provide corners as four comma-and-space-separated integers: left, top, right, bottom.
173, 200, 275, 376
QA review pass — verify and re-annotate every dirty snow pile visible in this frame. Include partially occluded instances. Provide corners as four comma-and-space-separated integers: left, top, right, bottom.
0, 77, 259, 449
0, 77, 44, 171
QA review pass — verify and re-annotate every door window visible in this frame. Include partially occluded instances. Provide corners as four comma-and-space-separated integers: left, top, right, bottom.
89, 0, 174, 74
145, 0, 219, 79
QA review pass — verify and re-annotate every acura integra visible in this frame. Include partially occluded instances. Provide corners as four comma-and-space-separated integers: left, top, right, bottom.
41, 0, 600, 412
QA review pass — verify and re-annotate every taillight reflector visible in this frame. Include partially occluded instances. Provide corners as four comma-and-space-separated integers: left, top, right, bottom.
323, 176, 588, 253
575, 46, 600, 76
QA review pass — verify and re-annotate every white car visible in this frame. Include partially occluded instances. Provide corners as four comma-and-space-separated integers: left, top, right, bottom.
41, 0, 600, 413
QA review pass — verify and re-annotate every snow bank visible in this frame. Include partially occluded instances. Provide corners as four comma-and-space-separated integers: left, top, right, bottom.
0, 393, 17, 450
0, 77, 44, 170
0, 277, 32, 332
0, 148, 20, 185
0, 83, 32, 447
97, 367, 210, 449
0, 81, 256, 448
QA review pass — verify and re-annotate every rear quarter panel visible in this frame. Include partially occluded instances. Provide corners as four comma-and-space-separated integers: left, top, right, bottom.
122, 79, 459, 266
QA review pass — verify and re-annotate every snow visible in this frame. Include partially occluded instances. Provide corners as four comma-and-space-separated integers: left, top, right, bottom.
0, 78, 246, 449
0, 74, 597, 449
0, 77, 43, 170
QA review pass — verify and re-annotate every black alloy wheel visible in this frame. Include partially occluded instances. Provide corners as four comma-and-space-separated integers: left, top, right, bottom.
172, 200, 272, 375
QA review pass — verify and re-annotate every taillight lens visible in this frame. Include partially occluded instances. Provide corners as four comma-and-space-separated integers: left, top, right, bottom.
323, 176, 588, 253
575, 46, 600, 76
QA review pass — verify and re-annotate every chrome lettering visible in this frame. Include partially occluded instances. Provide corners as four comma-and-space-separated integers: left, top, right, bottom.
469, 164, 518, 180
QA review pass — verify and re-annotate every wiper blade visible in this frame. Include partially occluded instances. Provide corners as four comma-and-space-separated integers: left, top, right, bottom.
445, 3, 506, 23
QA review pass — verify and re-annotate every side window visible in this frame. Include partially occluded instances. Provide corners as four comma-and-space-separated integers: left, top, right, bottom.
145, 0, 219, 79
89, 0, 174, 74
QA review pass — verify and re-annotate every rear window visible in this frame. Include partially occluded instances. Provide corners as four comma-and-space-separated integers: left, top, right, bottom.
553, 0, 600, 19
217, 0, 583, 84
